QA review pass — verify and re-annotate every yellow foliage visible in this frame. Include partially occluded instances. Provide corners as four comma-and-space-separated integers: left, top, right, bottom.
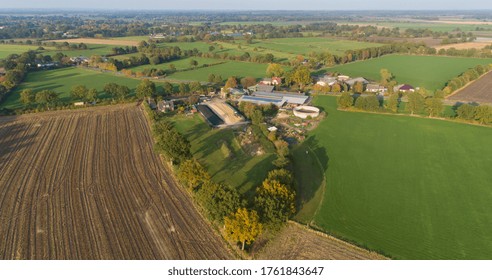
224, 208, 262, 250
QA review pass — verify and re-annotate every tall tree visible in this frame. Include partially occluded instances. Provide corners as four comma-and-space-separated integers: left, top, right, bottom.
406, 92, 425, 115
196, 181, 243, 223
289, 66, 311, 89
380, 68, 394, 86
35, 90, 58, 108
70, 85, 88, 100
224, 76, 238, 90
266, 63, 285, 78
337, 92, 354, 109
255, 179, 296, 226
136, 79, 156, 99
425, 97, 444, 117
387, 93, 400, 113
240, 76, 257, 88
224, 208, 262, 251
19, 89, 35, 105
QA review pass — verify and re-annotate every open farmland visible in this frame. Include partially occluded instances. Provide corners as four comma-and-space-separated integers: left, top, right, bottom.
168, 60, 271, 82
0, 105, 230, 259
326, 55, 492, 90
448, 71, 492, 104
42, 44, 118, 57
293, 96, 492, 259
51, 38, 140, 46
3, 67, 141, 110
249, 37, 385, 56
0, 44, 44, 59
256, 222, 386, 260
172, 114, 275, 197
128, 57, 224, 72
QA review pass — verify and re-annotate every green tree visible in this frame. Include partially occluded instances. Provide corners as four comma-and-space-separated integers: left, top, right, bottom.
474, 105, 492, 124
189, 81, 203, 94
136, 79, 156, 99
70, 85, 88, 100
406, 92, 425, 115
290, 66, 311, 89
177, 159, 210, 190
387, 93, 400, 113
425, 97, 444, 117
224, 208, 262, 251
337, 92, 354, 109
380, 68, 394, 86
153, 119, 191, 164
178, 83, 190, 95
267, 169, 294, 187
20, 89, 35, 105
190, 59, 198, 69
255, 179, 296, 226
208, 73, 216, 83
35, 90, 58, 108
456, 103, 477, 120
196, 181, 243, 223
162, 82, 174, 96
115, 85, 130, 100
86, 88, 98, 102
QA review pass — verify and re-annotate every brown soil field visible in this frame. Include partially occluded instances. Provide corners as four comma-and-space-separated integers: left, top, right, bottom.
0, 105, 231, 260
50, 38, 139, 46
255, 222, 387, 260
437, 42, 492, 50
364, 36, 441, 47
447, 71, 492, 104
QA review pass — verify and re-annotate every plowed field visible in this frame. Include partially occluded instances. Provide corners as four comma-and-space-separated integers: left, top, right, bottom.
0, 105, 230, 260
448, 71, 492, 104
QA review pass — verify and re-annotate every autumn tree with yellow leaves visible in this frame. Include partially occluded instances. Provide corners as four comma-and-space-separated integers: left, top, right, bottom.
224, 208, 262, 251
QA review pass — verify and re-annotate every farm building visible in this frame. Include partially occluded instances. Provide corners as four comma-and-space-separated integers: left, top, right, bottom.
345, 77, 369, 87
366, 84, 387, 93
248, 84, 275, 92
394, 84, 415, 93
229, 88, 248, 99
239, 91, 309, 107
316, 76, 338, 87
157, 100, 174, 112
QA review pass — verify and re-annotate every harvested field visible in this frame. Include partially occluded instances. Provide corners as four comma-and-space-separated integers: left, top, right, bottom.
207, 101, 245, 125
437, 42, 492, 50
0, 105, 230, 260
50, 38, 139, 46
255, 222, 386, 260
447, 71, 492, 104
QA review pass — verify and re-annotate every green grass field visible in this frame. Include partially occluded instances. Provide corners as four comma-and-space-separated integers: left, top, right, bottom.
168, 60, 271, 82
0, 44, 45, 59
249, 37, 385, 56
336, 21, 492, 32
42, 44, 118, 57
325, 55, 492, 90
128, 57, 224, 72
293, 96, 492, 259
172, 114, 275, 197
2, 67, 140, 109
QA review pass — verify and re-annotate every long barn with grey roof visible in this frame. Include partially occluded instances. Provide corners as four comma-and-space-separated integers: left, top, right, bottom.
238, 91, 309, 107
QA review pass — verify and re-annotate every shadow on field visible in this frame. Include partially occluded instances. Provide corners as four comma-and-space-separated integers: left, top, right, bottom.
0, 118, 37, 163
293, 135, 329, 212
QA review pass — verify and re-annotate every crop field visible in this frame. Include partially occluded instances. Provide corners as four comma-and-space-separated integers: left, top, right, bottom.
0, 44, 45, 59
2, 67, 141, 109
0, 105, 230, 259
128, 57, 224, 72
42, 44, 118, 57
168, 60, 271, 82
248, 37, 385, 56
256, 222, 386, 260
326, 55, 492, 90
336, 20, 492, 32
293, 96, 492, 259
448, 71, 492, 104
172, 114, 275, 197
51, 38, 140, 46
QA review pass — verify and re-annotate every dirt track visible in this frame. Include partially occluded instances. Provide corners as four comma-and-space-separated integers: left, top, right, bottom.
256, 222, 387, 260
0, 105, 231, 260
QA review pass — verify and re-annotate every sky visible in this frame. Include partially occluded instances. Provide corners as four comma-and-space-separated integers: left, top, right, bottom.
1, 0, 491, 11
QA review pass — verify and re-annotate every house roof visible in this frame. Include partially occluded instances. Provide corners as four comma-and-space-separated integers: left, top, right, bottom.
346, 77, 369, 86
399, 84, 414, 90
